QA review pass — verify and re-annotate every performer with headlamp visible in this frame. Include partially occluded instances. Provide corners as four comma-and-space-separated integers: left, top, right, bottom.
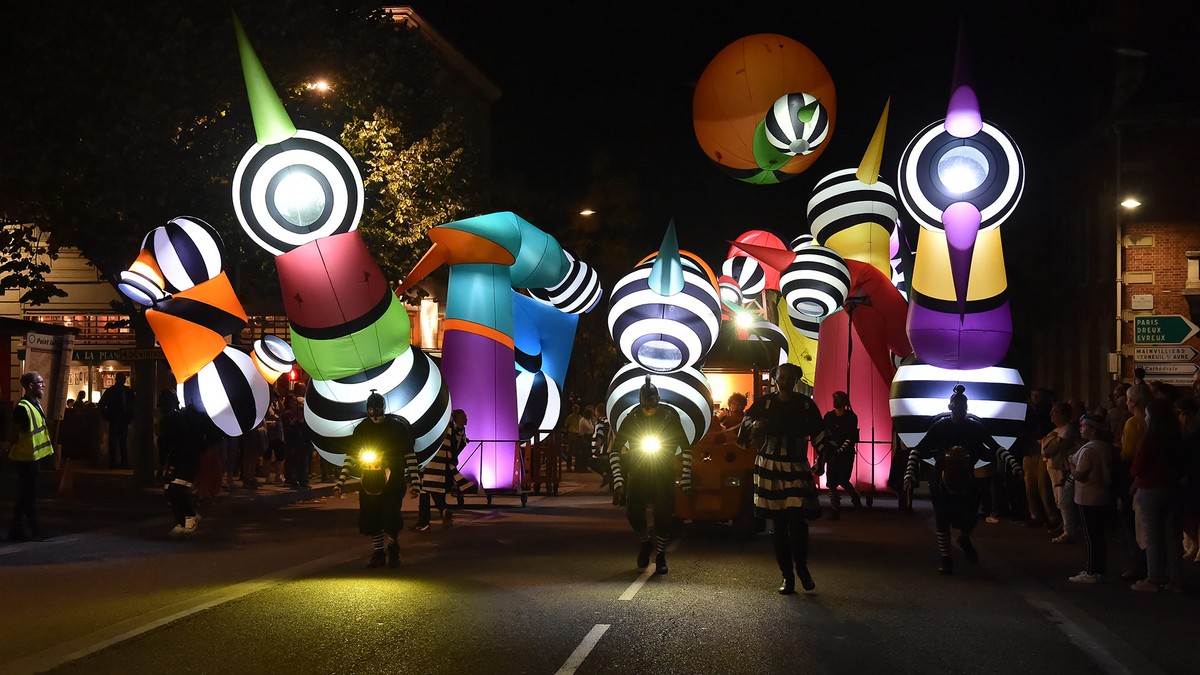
610, 377, 693, 575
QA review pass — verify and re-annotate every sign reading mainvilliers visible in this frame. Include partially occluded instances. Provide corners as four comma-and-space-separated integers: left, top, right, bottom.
1134, 345, 1200, 361
1133, 315, 1200, 344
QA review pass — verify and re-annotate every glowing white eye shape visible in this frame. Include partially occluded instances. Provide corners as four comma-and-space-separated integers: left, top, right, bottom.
640, 436, 662, 453
937, 146, 989, 195
273, 170, 327, 227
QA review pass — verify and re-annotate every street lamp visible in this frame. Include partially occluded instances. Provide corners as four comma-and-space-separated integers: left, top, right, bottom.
579, 209, 596, 216
1121, 197, 1142, 209
305, 80, 331, 94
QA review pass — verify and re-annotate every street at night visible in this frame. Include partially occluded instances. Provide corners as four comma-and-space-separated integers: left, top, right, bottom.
2, 474, 1196, 674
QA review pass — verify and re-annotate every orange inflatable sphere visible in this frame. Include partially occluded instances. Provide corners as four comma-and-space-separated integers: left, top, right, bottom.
693, 34, 837, 184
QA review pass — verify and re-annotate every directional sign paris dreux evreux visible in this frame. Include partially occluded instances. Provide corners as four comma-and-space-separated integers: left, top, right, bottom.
1133, 314, 1200, 345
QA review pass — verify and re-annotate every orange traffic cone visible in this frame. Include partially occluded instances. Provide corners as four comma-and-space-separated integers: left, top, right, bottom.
58, 458, 75, 496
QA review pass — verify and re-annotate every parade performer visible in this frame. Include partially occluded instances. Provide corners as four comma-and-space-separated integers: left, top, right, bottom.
610, 378, 693, 575
413, 409, 475, 531
904, 385, 1022, 575
740, 363, 827, 594
159, 393, 220, 537
335, 392, 419, 568
818, 391, 863, 519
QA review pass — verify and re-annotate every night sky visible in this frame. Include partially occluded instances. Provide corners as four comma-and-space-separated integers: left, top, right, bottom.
407, 0, 1113, 263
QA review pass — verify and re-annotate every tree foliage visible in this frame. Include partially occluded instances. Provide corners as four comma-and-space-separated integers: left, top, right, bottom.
0, 0, 479, 306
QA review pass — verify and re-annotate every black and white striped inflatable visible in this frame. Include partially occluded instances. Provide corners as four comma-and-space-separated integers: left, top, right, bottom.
746, 317, 789, 366
718, 276, 744, 306
605, 364, 712, 447
305, 346, 451, 466
608, 252, 721, 373
527, 250, 603, 314
516, 370, 562, 443
149, 216, 225, 292
789, 234, 814, 252
720, 256, 766, 296
780, 245, 850, 319
806, 168, 899, 245
897, 120, 1024, 233
177, 346, 270, 438
232, 130, 365, 256
252, 335, 296, 382
764, 92, 830, 156
889, 360, 1027, 451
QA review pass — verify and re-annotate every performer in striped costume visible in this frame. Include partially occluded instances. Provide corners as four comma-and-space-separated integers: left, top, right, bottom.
740, 363, 828, 594
413, 409, 476, 531
334, 392, 419, 569
610, 379, 692, 575
903, 385, 1022, 575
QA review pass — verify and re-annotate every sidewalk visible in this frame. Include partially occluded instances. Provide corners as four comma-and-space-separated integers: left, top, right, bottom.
0, 461, 338, 544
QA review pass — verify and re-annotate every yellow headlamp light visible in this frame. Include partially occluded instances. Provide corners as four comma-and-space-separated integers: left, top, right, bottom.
638, 435, 662, 453
360, 449, 379, 464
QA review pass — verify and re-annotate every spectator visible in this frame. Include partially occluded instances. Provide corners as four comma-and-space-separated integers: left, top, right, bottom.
1116, 384, 1149, 582
1022, 388, 1057, 531
282, 395, 309, 489
239, 423, 266, 489
1042, 401, 1082, 544
1129, 399, 1186, 592
1067, 413, 1113, 583
562, 403, 582, 471
577, 405, 596, 474
97, 373, 135, 469
4, 371, 53, 541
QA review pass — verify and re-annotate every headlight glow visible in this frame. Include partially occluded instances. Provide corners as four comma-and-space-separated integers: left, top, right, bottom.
360, 450, 378, 463
639, 436, 662, 453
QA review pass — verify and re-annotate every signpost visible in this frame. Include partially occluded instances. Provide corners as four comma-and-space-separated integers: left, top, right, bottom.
1136, 362, 1200, 376
1133, 345, 1199, 361
1133, 315, 1199, 344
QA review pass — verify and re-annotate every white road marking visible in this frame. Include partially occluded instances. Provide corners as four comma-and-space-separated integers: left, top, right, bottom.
555, 623, 610, 675
617, 540, 679, 601
4, 546, 363, 674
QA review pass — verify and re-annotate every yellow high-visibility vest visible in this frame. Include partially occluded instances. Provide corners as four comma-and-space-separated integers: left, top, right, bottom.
10, 399, 53, 462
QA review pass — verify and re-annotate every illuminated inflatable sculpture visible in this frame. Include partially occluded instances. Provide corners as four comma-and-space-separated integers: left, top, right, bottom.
889, 29, 1027, 457
606, 224, 720, 443
803, 102, 913, 490
117, 217, 282, 436
397, 212, 602, 490
693, 34, 836, 184
229, 17, 449, 464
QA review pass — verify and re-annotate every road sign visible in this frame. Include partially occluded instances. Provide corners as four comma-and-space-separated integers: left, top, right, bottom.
1134, 345, 1199, 361
1133, 314, 1200, 344
1136, 362, 1199, 376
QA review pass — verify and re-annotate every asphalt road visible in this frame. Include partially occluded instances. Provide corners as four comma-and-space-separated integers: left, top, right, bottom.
1, 471, 1197, 675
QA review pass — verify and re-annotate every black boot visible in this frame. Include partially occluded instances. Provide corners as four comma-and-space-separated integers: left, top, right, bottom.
368, 549, 386, 568
655, 552, 668, 575
851, 492, 863, 510
778, 576, 796, 595
797, 565, 815, 591
938, 556, 954, 575
637, 539, 653, 568
387, 543, 401, 568
957, 536, 978, 563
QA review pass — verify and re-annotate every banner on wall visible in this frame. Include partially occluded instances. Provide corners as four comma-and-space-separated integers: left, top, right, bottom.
24, 332, 75, 421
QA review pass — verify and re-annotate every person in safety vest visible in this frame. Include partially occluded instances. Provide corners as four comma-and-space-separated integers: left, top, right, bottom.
610, 377, 692, 575
4, 371, 54, 542
335, 390, 419, 568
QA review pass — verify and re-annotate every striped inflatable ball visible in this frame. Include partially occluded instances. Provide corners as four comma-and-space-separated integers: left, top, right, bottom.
806, 168, 899, 246
889, 359, 1027, 452
608, 252, 721, 373
150, 216, 225, 292
745, 317, 789, 366
177, 346, 270, 438
720, 256, 765, 296
780, 245, 849, 318
718, 276, 744, 306
764, 92, 830, 156
232, 130, 365, 256
789, 234, 814, 252
605, 364, 712, 447
304, 346, 451, 467
527, 250, 603, 314
515, 370, 562, 443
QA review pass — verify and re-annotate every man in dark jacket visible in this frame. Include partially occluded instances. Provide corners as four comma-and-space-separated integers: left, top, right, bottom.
98, 373, 135, 469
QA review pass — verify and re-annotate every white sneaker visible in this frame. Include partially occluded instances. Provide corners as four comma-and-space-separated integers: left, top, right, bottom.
169, 524, 186, 537
1069, 571, 1100, 584
183, 515, 201, 534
